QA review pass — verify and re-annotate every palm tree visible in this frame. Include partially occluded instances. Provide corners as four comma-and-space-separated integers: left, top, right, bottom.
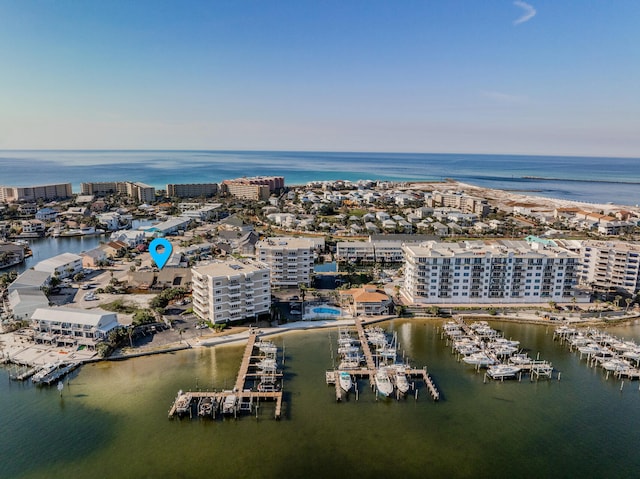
625, 297, 633, 312
614, 295, 623, 310
571, 296, 577, 312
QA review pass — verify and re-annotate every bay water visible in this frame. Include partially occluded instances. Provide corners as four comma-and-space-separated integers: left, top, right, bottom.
3, 319, 640, 478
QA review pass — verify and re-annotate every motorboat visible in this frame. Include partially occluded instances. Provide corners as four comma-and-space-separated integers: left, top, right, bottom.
31, 363, 59, 384
462, 352, 498, 367
256, 341, 278, 355
338, 371, 352, 393
174, 390, 192, 415
508, 353, 532, 366
601, 358, 631, 372
221, 393, 237, 415
390, 366, 410, 395
487, 364, 521, 379
198, 396, 215, 417
374, 368, 394, 397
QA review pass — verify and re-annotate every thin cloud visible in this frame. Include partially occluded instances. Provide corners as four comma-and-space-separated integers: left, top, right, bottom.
481, 90, 528, 105
513, 1, 536, 25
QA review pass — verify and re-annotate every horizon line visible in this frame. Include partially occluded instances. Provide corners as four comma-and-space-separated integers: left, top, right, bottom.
0, 148, 639, 161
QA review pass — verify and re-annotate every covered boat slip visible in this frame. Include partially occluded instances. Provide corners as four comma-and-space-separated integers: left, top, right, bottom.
168, 331, 283, 420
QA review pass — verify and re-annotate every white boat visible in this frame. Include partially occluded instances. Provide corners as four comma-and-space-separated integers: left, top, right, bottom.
508, 353, 532, 366
391, 367, 410, 395
487, 364, 521, 379
256, 341, 278, 355
221, 393, 237, 415
197, 396, 215, 417
256, 358, 278, 372
32, 363, 59, 383
462, 352, 498, 367
601, 359, 631, 372
338, 359, 361, 370
174, 390, 192, 415
338, 371, 352, 392
374, 368, 394, 397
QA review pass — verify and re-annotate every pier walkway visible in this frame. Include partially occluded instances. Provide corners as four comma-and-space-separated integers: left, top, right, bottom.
169, 332, 284, 420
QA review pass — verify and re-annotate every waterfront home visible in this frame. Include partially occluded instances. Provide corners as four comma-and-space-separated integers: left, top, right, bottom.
110, 229, 146, 247
35, 207, 58, 221
32, 307, 121, 346
339, 285, 392, 316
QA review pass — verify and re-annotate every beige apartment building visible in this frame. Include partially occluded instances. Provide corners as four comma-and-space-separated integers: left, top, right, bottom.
255, 237, 315, 287
580, 240, 640, 295
191, 259, 271, 324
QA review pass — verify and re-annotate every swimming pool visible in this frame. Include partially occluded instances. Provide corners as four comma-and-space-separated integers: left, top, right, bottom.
310, 306, 341, 315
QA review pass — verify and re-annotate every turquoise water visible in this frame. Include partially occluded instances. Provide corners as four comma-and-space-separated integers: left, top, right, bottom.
2, 150, 640, 205
3, 319, 640, 478
311, 307, 341, 315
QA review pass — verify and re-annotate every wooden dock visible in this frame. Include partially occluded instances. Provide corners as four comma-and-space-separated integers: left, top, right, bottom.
169, 332, 284, 420
330, 321, 440, 401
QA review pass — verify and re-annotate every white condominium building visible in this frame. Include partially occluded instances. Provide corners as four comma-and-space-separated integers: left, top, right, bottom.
580, 240, 640, 295
192, 259, 271, 324
401, 240, 580, 305
255, 237, 315, 287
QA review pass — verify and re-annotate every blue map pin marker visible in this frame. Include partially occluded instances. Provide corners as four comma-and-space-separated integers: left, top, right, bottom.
149, 238, 173, 270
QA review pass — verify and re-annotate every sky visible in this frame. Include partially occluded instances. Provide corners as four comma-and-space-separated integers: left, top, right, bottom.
0, 0, 639, 157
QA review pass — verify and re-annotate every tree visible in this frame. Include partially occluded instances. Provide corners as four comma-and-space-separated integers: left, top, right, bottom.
625, 297, 633, 312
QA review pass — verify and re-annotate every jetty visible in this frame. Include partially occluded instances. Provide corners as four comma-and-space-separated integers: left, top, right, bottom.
326, 320, 440, 401
168, 331, 284, 420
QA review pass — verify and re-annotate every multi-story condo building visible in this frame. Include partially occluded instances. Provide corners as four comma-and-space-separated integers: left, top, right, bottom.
0, 183, 72, 203
80, 181, 155, 202
166, 183, 219, 198
430, 190, 491, 216
401, 240, 580, 305
580, 240, 640, 295
255, 237, 315, 287
191, 259, 271, 324
222, 176, 285, 200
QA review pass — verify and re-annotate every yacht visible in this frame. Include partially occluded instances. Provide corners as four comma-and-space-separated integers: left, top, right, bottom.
374, 368, 394, 397
31, 363, 59, 384
338, 371, 352, 393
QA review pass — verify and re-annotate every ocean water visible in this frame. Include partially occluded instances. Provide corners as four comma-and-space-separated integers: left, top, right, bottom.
1, 150, 640, 206
2, 319, 640, 479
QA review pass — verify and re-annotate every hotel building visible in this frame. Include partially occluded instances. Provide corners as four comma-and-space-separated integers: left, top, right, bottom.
255, 237, 315, 287
580, 240, 640, 295
191, 259, 271, 324
401, 240, 580, 305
